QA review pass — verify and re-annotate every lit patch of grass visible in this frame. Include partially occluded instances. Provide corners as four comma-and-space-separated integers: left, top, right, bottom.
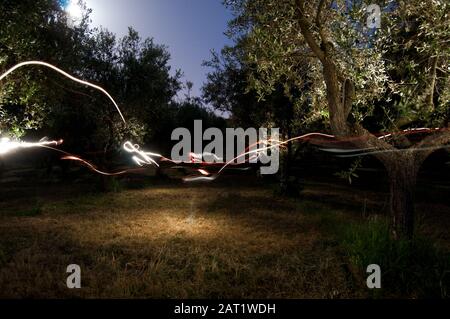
1, 182, 448, 298
0, 185, 356, 298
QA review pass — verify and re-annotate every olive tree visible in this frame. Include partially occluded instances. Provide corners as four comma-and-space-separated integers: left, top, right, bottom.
226, 0, 450, 238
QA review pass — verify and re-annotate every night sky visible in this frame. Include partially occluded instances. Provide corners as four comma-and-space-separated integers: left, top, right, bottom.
74, 0, 233, 99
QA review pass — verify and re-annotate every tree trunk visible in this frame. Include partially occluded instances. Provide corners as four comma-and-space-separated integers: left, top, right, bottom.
279, 138, 298, 196
312, 36, 422, 240
279, 102, 298, 196
386, 156, 418, 240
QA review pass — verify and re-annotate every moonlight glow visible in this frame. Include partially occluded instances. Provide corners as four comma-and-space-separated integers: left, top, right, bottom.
63, 0, 83, 23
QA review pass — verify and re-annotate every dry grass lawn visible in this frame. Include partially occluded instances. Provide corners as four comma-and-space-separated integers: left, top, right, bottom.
0, 182, 367, 298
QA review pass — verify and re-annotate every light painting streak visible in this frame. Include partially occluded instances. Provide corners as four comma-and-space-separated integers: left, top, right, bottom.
40, 144, 142, 176
123, 141, 164, 167
330, 144, 450, 158
189, 152, 222, 163
182, 129, 450, 182
319, 128, 447, 158
0, 137, 63, 155
0, 61, 133, 175
0, 136, 132, 176
2, 62, 448, 182
0, 61, 127, 124
197, 169, 211, 176
60, 155, 132, 176
183, 133, 335, 182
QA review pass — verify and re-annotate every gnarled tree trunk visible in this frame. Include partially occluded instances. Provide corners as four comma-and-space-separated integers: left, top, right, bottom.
295, 0, 450, 241
385, 154, 418, 239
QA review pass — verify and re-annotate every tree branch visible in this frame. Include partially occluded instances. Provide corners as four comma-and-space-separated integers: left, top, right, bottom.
350, 124, 398, 165
424, 55, 438, 112
343, 78, 354, 120
315, 0, 331, 51
294, 0, 325, 62
295, 0, 396, 167
413, 129, 450, 169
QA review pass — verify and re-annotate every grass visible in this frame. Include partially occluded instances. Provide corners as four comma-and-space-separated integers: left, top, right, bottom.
0, 183, 360, 298
0, 177, 448, 298
14, 202, 43, 217
339, 218, 450, 298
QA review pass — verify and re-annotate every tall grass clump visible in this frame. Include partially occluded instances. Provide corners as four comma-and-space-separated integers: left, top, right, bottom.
340, 217, 450, 298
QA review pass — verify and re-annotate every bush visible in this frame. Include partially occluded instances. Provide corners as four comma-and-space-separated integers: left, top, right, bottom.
15, 200, 43, 217
95, 176, 124, 193
340, 217, 450, 298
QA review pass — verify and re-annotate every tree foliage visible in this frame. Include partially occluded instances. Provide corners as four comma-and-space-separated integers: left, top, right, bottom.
219, 0, 450, 238
0, 0, 221, 158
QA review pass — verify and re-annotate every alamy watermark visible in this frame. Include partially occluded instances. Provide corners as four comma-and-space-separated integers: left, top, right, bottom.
171, 120, 280, 175
66, 264, 81, 289
366, 264, 381, 289
367, 4, 381, 29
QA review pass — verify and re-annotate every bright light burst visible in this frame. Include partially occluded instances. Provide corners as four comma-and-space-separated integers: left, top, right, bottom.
123, 141, 164, 167
0, 137, 63, 155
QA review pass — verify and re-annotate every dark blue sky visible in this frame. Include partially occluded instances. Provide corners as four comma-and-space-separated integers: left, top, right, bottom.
79, 0, 233, 99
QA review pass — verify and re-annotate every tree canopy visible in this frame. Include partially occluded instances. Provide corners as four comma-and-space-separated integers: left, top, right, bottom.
202, 0, 450, 238
0, 0, 222, 157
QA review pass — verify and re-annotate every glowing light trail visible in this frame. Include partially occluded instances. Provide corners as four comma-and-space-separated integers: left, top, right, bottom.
123, 141, 164, 167
39, 144, 140, 176
330, 144, 450, 158
0, 137, 63, 155
60, 155, 133, 176
0, 61, 127, 124
182, 129, 450, 181
1, 61, 448, 181
183, 133, 335, 182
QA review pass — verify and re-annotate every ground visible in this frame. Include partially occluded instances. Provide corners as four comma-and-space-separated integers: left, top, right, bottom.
0, 164, 449, 298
